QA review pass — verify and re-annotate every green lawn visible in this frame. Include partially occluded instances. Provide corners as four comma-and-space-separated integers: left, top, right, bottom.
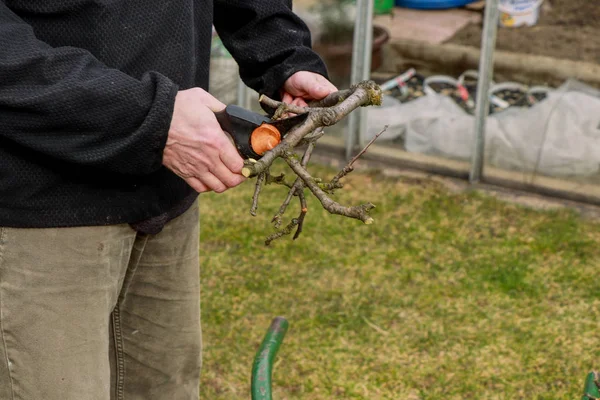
198, 162, 600, 399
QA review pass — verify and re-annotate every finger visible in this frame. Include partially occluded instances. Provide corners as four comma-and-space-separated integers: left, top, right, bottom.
291, 97, 308, 107
218, 140, 245, 174
283, 71, 338, 100
211, 161, 246, 189
281, 92, 294, 104
186, 177, 211, 193
199, 172, 228, 193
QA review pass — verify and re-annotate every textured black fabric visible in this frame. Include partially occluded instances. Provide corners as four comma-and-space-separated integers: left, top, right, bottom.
214, 0, 328, 99
130, 191, 198, 235
0, 0, 328, 229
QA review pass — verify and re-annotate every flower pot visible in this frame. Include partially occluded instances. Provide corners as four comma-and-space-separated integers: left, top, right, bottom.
313, 25, 390, 87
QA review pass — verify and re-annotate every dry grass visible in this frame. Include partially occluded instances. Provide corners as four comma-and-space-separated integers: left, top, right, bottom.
198, 161, 599, 399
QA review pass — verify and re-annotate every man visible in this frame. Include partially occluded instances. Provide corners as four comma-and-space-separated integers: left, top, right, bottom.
0, 1, 336, 399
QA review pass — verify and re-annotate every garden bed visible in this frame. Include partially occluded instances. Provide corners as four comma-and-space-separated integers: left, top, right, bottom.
448, 0, 600, 65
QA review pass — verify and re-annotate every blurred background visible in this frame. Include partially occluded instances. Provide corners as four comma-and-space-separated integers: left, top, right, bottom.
210, 0, 600, 209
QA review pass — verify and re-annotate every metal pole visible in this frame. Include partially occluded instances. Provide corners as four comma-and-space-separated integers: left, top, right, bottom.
236, 76, 250, 109
346, 0, 374, 160
469, 0, 500, 183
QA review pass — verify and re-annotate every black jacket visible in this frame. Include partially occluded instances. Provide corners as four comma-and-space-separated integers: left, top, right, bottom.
0, 0, 327, 228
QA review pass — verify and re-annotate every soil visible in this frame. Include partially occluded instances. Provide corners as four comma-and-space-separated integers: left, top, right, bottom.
447, 0, 600, 64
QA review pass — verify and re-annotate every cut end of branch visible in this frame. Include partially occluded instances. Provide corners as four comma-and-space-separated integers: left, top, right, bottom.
369, 89, 383, 107
360, 80, 383, 107
241, 167, 253, 178
364, 218, 374, 225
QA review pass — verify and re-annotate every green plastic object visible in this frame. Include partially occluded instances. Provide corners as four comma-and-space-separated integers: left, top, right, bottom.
251, 317, 289, 400
582, 371, 600, 400
374, 0, 394, 14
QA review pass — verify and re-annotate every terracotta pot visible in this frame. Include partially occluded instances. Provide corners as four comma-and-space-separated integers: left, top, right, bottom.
313, 25, 390, 86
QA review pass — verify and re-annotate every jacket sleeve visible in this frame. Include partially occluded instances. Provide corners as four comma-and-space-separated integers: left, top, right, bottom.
0, 3, 177, 175
213, 0, 329, 99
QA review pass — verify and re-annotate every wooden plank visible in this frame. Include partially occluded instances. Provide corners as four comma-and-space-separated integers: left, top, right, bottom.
380, 39, 600, 87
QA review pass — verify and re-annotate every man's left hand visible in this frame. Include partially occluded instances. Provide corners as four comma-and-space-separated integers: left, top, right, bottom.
281, 71, 337, 106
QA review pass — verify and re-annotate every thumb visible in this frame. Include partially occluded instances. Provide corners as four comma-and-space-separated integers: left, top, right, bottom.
308, 84, 333, 100
284, 71, 337, 100
304, 74, 338, 100
197, 89, 226, 113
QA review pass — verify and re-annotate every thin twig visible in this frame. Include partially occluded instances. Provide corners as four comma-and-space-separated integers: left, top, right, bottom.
265, 218, 299, 246
271, 140, 317, 229
349, 125, 388, 167
289, 144, 314, 239
259, 95, 313, 117
302, 127, 325, 142
301, 141, 317, 167
272, 188, 295, 228
330, 125, 388, 187
293, 191, 308, 240
250, 172, 266, 216
318, 181, 344, 194
265, 172, 293, 188
285, 155, 375, 224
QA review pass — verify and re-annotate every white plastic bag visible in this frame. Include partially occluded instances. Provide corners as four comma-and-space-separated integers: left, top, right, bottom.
366, 80, 600, 178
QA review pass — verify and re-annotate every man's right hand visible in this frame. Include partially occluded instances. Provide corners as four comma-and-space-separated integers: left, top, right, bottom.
162, 88, 246, 193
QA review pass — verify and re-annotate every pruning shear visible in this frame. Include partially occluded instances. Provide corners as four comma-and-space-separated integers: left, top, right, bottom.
214, 105, 308, 160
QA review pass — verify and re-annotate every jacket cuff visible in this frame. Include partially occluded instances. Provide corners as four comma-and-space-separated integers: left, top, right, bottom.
258, 49, 330, 100
148, 77, 179, 171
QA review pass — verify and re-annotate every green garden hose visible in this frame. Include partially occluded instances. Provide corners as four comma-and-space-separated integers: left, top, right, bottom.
582, 371, 600, 400
251, 317, 289, 400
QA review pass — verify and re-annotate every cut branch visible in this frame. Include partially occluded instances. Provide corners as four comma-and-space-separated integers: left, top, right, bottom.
243, 81, 382, 179
285, 155, 375, 225
244, 81, 385, 244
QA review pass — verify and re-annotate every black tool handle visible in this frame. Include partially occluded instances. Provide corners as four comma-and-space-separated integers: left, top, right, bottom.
214, 108, 262, 160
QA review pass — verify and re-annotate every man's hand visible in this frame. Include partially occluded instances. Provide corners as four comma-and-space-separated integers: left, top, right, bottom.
281, 71, 338, 106
163, 88, 245, 193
